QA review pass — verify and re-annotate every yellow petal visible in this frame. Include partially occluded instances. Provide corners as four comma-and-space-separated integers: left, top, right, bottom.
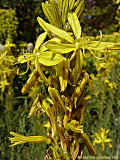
108, 143, 112, 148
101, 143, 105, 151
68, 12, 81, 39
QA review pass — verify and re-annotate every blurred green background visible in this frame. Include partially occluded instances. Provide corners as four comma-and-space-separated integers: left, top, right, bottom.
0, 0, 120, 159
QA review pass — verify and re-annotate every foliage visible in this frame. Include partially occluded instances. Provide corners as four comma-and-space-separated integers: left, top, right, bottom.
0, 94, 46, 160
0, 9, 18, 43
0, 42, 47, 160
0, 0, 43, 42
82, 0, 118, 35
8, 0, 120, 159
114, 0, 120, 29
82, 33, 120, 158
0, 42, 16, 94
0, 6, 45, 158
14, 0, 43, 42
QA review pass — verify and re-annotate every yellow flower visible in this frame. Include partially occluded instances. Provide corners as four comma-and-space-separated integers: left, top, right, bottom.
0, 80, 9, 92
9, 131, 51, 147
92, 128, 112, 151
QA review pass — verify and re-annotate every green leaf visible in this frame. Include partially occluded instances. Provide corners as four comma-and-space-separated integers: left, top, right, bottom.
68, 12, 81, 39
34, 32, 47, 53
38, 51, 65, 66
37, 16, 74, 43
46, 41, 75, 54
